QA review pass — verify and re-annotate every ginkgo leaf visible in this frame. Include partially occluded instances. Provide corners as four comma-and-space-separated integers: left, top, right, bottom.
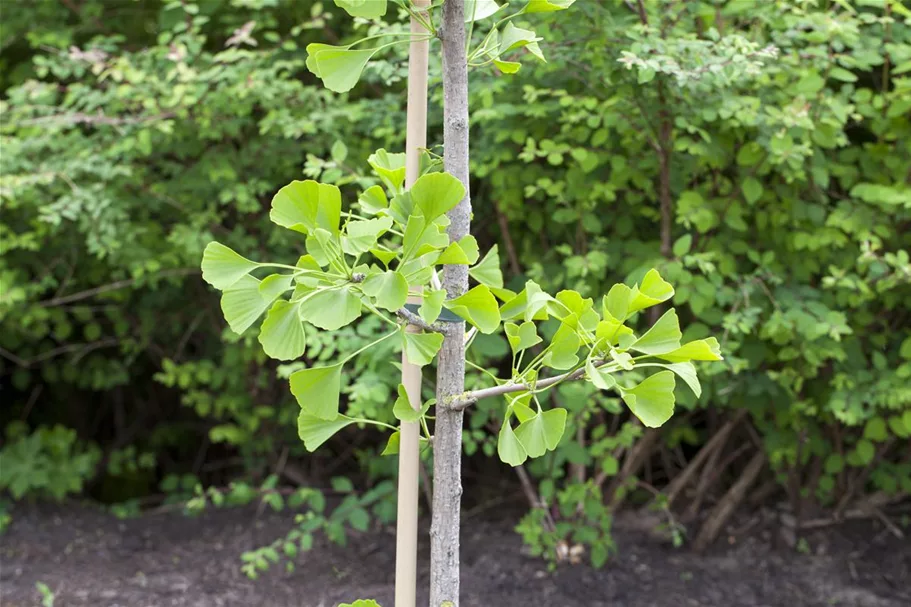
402, 215, 450, 262
505, 321, 541, 354
630, 308, 682, 355
258, 300, 306, 361
469, 245, 503, 288
604, 283, 632, 322
515, 413, 548, 458
620, 371, 676, 428
639, 361, 702, 398
627, 269, 675, 314
500, 280, 551, 321
290, 362, 344, 420
499, 22, 543, 60
299, 287, 362, 330
361, 270, 408, 312
524, 0, 576, 13
334, 0, 386, 18
308, 46, 376, 93
221, 275, 272, 334
402, 330, 444, 367
343, 216, 393, 256
298, 412, 354, 452
392, 384, 431, 422
544, 324, 579, 370
370, 248, 398, 268
368, 149, 407, 193
457, 235, 481, 264
437, 241, 473, 265
419, 289, 446, 324
494, 60, 521, 73
498, 420, 528, 466
445, 285, 501, 333
270, 180, 342, 235
410, 172, 466, 222
259, 274, 293, 302
466, 0, 503, 22
381, 431, 400, 456
657, 337, 724, 363
586, 358, 617, 391
358, 185, 388, 215
202, 242, 260, 290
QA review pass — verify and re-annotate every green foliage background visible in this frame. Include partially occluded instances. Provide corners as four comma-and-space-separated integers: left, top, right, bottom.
1, 0, 909, 557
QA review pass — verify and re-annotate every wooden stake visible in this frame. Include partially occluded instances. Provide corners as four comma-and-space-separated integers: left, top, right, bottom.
395, 2, 429, 606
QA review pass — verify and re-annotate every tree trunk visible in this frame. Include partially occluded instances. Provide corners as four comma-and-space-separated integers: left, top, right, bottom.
431, 0, 470, 605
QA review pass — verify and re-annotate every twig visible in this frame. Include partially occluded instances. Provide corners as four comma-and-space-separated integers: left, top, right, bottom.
692, 450, 765, 552
39, 269, 197, 307
395, 307, 449, 333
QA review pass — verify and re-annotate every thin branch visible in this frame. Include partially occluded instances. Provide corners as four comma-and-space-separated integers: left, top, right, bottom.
451, 359, 608, 410
396, 307, 449, 333
39, 269, 197, 307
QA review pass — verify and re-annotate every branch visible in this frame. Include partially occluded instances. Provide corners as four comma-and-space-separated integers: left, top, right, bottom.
39, 269, 197, 307
450, 360, 608, 411
395, 307, 449, 333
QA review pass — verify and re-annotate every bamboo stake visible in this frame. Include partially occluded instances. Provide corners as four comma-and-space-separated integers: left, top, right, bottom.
395, 2, 429, 606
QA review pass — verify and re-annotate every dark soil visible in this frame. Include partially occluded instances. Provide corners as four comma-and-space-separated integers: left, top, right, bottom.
1, 502, 908, 607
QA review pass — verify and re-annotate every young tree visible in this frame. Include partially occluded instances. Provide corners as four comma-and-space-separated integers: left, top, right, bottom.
200, 1, 721, 604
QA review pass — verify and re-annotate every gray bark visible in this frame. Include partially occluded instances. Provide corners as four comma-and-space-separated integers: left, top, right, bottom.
430, 0, 470, 605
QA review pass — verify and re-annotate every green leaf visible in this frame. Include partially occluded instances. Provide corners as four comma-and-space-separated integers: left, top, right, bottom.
469, 245, 503, 288
742, 177, 763, 204
343, 216, 393, 256
505, 321, 541, 354
299, 287, 362, 330
499, 22, 544, 61
603, 283, 631, 322
515, 414, 548, 458
672, 234, 692, 257
381, 431, 400, 456
338, 600, 382, 607
202, 242, 259, 290
402, 330, 444, 367
497, 420, 528, 466
855, 439, 875, 465
509, 393, 535, 422
824, 453, 844, 475
620, 371, 676, 428
334, 0, 386, 18
410, 173, 466, 222
437, 241, 473, 265
446, 285, 501, 333
500, 280, 551, 322
361, 270, 408, 312
402, 215, 449, 262
369, 149, 407, 193
657, 338, 723, 363
466, 0, 503, 22
220, 275, 273, 334
298, 412, 354, 452
290, 363, 344, 420
627, 269, 675, 314
458, 235, 480, 264
524, 0, 575, 13
863, 417, 888, 442
545, 324, 580, 370
259, 274, 294, 302
586, 358, 617, 391
358, 185, 388, 215
393, 384, 430, 422
270, 180, 342, 235
419, 289, 446, 324
638, 361, 702, 398
637, 68, 656, 84
258, 300, 306, 361
307, 46, 376, 93
630, 309, 681, 355
899, 336, 911, 360
368, 249, 396, 268
829, 66, 858, 82
540, 408, 567, 450
494, 60, 521, 74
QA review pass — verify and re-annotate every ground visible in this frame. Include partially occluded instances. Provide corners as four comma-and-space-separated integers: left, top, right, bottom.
1, 503, 908, 607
